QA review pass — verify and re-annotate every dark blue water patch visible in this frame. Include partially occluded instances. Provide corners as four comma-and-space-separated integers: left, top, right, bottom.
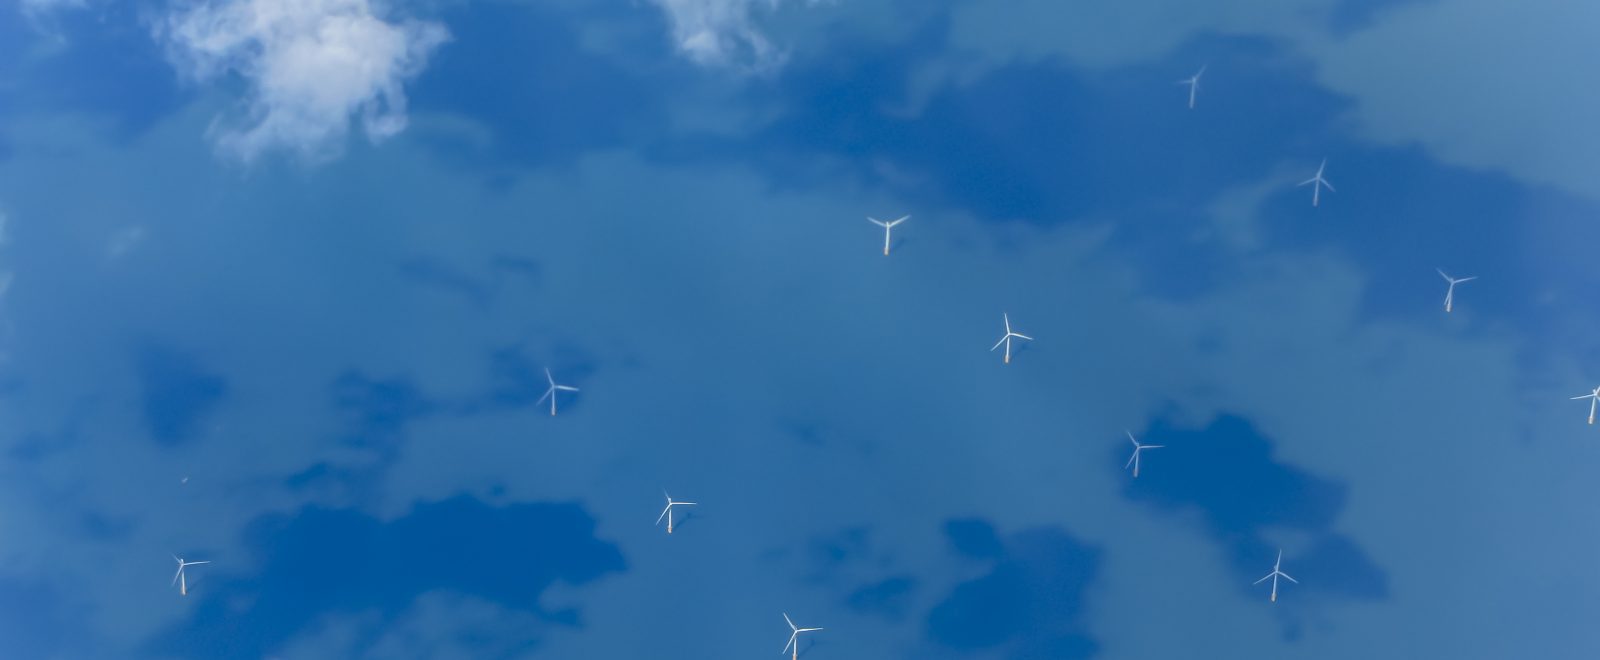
468, 344, 593, 416
0, 577, 78, 658
1121, 413, 1389, 606
926, 522, 1100, 658
1295, 533, 1389, 600
735, 32, 1344, 226
6, 398, 92, 461
407, 1, 671, 175
397, 257, 497, 308
943, 518, 1004, 560
1120, 414, 1345, 533
660, 30, 1351, 301
1256, 142, 1600, 367
146, 495, 626, 658
395, 255, 542, 310
330, 370, 436, 450
846, 575, 917, 620
480, 344, 557, 409
0, 2, 189, 142
808, 526, 873, 568
79, 509, 135, 541
136, 344, 227, 447
1327, 0, 1436, 35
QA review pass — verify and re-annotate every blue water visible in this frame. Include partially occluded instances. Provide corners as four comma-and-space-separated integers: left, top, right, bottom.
2, 1, 1598, 658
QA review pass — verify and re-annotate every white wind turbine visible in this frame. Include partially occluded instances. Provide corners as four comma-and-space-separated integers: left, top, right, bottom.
1436, 269, 1477, 313
1124, 431, 1164, 478
990, 313, 1033, 364
867, 215, 909, 256
171, 555, 210, 596
536, 368, 580, 416
1253, 549, 1298, 603
781, 613, 823, 660
1298, 159, 1335, 207
1178, 65, 1206, 109
655, 491, 697, 534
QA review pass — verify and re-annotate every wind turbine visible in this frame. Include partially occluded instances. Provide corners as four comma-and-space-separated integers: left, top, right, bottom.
536, 368, 580, 416
1436, 269, 1477, 313
1298, 159, 1335, 207
1572, 386, 1600, 425
781, 613, 823, 660
866, 215, 909, 256
171, 555, 210, 596
1253, 549, 1298, 603
1178, 65, 1206, 109
655, 491, 697, 534
990, 313, 1033, 364
1124, 431, 1164, 478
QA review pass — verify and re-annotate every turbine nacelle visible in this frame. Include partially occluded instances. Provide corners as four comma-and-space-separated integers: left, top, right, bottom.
1177, 65, 1206, 109
1253, 550, 1298, 603
656, 491, 697, 534
536, 368, 580, 416
990, 313, 1034, 364
1124, 431, 1164, 478
1572, 386, 1600, 425
171, 555, 211, 597
1297, 158, 1335, 207
781, 613, 823, 659
1436, 269, 1478, 313
867, 215, 910, 255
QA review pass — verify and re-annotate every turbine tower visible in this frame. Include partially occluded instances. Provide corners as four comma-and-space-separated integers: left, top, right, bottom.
867, 215, 909, 256
655, 491, 697, 534
1253, 550, 1298, 603
781, 613, 823, 660
536, 368, 580, 416
990, 313, 1033, 364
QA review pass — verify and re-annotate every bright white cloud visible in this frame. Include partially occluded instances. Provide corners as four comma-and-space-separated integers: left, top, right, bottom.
647, 0, 820, 70
158, 0, 450, 162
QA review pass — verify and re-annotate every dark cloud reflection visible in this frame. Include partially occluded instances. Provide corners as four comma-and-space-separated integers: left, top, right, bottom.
926, 519, 1100, 659
147, 495, 625, 658
1121, 413, 1388, 603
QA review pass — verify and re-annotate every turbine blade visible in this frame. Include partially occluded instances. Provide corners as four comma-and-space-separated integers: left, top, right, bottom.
1125, 452, 1137, 470
536, 389, 553, 405
544, 368, 555, 386
1253, 574, 1272, 584
1322, 179, 1336, 192
172, 566, 183, 586
1126, 431, 1138, 446
1457, 276, 1477, 283
783, 633, 796, 654
1144, 444, 1164, 449
555, 385, 580, 391
656, 505, 671, 525
784, 613, 796, 630
1298, 177, 1316, 186
1012, 333, 1033, 341
1281, 573, 1299, 583
990, 336, 1007, 351
188, 561, 209, 565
